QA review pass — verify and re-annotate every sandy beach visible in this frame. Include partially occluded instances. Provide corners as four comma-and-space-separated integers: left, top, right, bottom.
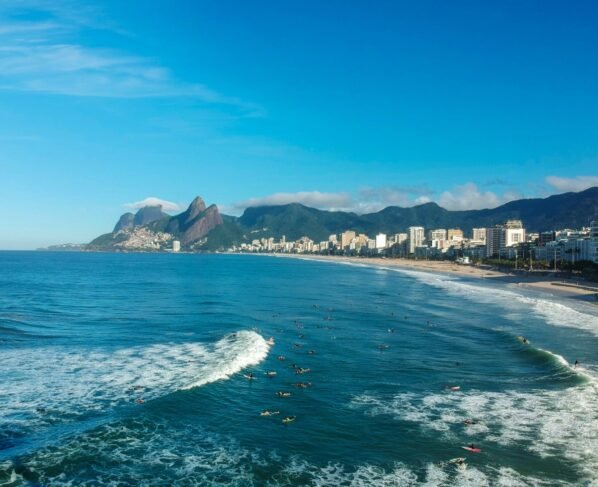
274, 254, 598, 302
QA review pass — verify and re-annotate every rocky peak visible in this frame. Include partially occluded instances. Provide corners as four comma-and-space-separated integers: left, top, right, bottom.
185, 197, 207, 223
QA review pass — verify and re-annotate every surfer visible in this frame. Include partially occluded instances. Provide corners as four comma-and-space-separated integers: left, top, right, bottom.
245, 372, 255, 380
282, 416, 296, 424
277, 355, 286, 361
463, 419, 477, 425
265, 371, 277, 377
276, 391, 291, 397
260, 410, 279, 416
136, 399, 145, 404
574, 360, 579, 368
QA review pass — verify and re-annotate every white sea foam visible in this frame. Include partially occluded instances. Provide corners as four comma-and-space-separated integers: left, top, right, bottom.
351, 384, 598, 482
0, 330, 269, 433
1, 417, 573, 486
382, 266, 598, 337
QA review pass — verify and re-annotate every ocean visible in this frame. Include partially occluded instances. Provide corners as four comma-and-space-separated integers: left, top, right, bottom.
0, 252, 596, 486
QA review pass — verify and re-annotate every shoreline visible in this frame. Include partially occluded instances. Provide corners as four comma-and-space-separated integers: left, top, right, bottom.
273, 253, 598, 303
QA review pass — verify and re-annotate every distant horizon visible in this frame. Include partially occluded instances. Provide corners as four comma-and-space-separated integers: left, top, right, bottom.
2, 1, 598, 249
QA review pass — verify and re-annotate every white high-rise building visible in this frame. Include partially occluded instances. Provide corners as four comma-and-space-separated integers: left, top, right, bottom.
172, 240, 181, 252
408, 226, 425, 254
503, 220, 525, 247
375, 233, 387, 249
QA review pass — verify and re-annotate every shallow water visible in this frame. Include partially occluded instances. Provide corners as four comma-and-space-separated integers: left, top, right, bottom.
0, 252, 596, 486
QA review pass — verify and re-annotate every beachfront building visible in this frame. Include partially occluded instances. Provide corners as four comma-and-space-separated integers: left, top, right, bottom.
428, 229, 447, 242
590, 221, 598, 263
472, 228, 486, 243
485, 226, 503, 257
502, 220, 525, 248
395, 233, 408, 245
408, 226, 425, 254
340, 231, 356, 250
447, 229, 464, 241
375, 233, 387, 249
172, 240, 181, 252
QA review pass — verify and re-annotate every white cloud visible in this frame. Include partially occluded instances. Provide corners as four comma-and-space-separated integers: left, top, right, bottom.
545, 175, 598, 193
437, 183, 521, 211
231, 183, 522, 215
124, 197, 181, 212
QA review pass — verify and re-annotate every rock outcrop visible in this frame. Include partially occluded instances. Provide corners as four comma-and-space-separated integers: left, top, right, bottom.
133, 206, 169, 227
90, 196, 225, 250
113, 212, 135, 232
166, 198, 223, 245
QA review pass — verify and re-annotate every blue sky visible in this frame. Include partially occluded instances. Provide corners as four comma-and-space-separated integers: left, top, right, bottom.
1, 0, 597, 249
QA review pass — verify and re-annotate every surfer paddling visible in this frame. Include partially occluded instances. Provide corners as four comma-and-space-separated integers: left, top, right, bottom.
260, 410, 279, 416
462, 444, 481, 453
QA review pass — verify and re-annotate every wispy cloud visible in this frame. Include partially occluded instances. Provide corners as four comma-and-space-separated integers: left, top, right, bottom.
124, 197, 181, 212
0, 1, 261, 113
545, 175, 598, 193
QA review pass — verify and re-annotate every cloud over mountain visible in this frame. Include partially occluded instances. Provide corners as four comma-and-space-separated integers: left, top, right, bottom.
546, 175, 598, 193
124, 197, 181, 212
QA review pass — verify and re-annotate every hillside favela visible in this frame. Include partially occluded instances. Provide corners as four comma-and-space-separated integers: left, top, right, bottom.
2, 2, 598, 486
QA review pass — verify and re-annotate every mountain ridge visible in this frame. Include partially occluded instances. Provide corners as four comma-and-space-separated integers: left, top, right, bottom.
89, 187, 598, 250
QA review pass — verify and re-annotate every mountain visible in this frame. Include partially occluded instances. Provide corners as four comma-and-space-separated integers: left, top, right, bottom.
89, 197, 224, 251
88, 188, 598, 251
231, 187, 598, 242
156, 197, 223, 245
133, 206, 169, 226
112, 206, 168, 233
113, 212, 134, 232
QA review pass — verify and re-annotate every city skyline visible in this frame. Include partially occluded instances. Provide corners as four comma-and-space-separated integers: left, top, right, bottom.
2, 1, 598, 249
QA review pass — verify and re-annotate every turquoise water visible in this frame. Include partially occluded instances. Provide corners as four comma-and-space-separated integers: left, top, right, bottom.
0, 252, 597, 486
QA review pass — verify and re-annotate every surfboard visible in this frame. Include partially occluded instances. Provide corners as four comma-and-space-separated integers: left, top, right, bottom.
461, 446, 481, 453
